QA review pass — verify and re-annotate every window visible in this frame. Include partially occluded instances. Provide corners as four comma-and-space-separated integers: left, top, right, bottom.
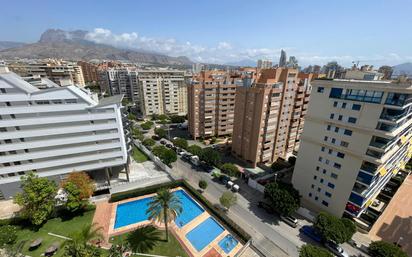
331, 173, 338, 179
328, 149, 333, 154
314, 176, 317, 180
330, 113, 335, 119
324, 136, 328, 141
352, 104, 361, 110
311, 184, 315, 189
318, 157, 323, 162
317, 87, 325, 93
323, 169, 327, 174
344, 129, 352, 136
334, 163, 341, 169
316, 166, 320, 171
320, 178, 324, 183
337, 152, 345, 158
342, 103, 347, 109
328, 182, 335, 189
322, 200, 329, 207
331, 138, 336, 144
317, 187, 321, 192
325, 192, 332, 198
341, 141, 349, 147
334, 127, 339, 133
315, 196, 319, 201
348, 117, 357, 123
333, 101, 338, 107
321, 147, 325, 152
327, 125, 331, 130
309, 193, 312, 197
329, 88, 343, 98
338, 115, 343, 121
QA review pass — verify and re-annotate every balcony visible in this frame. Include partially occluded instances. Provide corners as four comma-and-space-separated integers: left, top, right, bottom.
360, 161, 378, 175
380, 108, 408, 122
366, 148, 384, 159
369, 136, 391, 150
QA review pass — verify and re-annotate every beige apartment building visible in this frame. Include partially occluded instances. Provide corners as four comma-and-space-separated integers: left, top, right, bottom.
292, 79, 412, 220
78, 61, 99, 83
188, 70, 242, 139
231, 68, 312, 167
8, 60, 85, 87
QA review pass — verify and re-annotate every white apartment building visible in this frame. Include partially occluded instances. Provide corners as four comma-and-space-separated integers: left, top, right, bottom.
0, 66, 131, 199
105, 68, 139, 103
138, 70, 187, 117
292, 78, 412, 219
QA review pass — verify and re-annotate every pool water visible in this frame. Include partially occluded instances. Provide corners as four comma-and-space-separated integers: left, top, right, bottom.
218, 234, 239, 253
114, 189, 204, 229
185, 217, 225, 252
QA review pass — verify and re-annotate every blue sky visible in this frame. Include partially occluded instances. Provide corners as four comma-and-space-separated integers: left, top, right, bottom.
1, 0, 411, 66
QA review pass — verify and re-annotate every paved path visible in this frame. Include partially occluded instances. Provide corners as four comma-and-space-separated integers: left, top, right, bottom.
0, 199, 20, 219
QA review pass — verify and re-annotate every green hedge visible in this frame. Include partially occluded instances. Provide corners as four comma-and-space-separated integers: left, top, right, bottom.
109, 180, 251, 243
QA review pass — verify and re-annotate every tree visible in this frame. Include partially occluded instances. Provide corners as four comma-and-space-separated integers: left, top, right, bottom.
146, 189, 182, 241
157, 114, 169, 121
368, 241, 408, 257
199, 180, 208, 191
187, 145, 202, 156
299, 244, 332, 257
210, 137, 217, 144
127, 225, 161, 253
142, 138, 156, 148
264, 182, 300, 216
14, 172, 57, 226
314, 212, 356, 244
200, 147, 221, 166
152, 145, 177, 165
141, 121, 153, 130
173, 138, 188, 149
0, 225, 17, 246
132, 127, 144, 141
64, 223, 103, 257
63, 182, 86, 212
169, 115, 185, 124
220, 163, 241, 177
154, 128, 167, 138
62, 172, 94, 200
128, 113, 136, 121
219, 191, 237, 210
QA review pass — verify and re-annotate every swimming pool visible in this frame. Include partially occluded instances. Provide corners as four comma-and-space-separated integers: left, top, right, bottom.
218, 234, 239, 254
185, 217, 225, 252
114, 189, 204, 229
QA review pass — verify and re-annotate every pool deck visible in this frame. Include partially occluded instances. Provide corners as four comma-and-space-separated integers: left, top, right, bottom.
94, 187, 243, 257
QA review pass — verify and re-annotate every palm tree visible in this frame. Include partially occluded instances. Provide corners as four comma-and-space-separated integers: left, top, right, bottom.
127, 225, 161, 253
146, 188, 182, 241
64, 223, 103, 257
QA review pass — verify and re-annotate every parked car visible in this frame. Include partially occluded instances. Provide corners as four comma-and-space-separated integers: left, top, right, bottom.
219, 174, 230, 184
280, 215, 298, 228
160, 140, 167, 145
257, 201, 275, 214
324, 241, 349, 257
165, 143, 173, 148
200, 162, 214, 173
152, 135, 161, 141
300, 225, 322, 243
182, 153, 192, 161
190, 155, 200, 166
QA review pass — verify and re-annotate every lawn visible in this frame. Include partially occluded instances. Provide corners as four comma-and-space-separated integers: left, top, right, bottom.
110, 231, 189, 257
13, 210, 95, 257
132, 146, 149, 163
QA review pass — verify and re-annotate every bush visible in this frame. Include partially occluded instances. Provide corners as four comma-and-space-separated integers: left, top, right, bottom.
132, 127, 144, 141
128, 113, 136, 121
142, 138, 156, 148
152, 145, 177, 165
110, 180, 251, 243
199, 180, 208, 190
0, 225, 17, 246
157, 114, 169, 121
220, 191, 237, 210
220, 163, 241, 177
170, 115, 186, 124
200, 147, 221, 166
369, 240, 408, 257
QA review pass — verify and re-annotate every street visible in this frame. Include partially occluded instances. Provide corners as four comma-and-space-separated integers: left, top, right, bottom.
171, 157, 367, 257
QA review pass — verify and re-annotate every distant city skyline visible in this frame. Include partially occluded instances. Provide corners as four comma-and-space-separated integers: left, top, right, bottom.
1, 0, 411, 66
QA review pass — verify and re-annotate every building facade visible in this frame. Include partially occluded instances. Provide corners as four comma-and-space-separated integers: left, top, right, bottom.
292, 79, 412, 218
0, 66, 131, 199
8, 60, 86, 87
257, 59, 273, 69
188, 71, 239, 139
231, 68, 312, 166
78, 61, 99, 83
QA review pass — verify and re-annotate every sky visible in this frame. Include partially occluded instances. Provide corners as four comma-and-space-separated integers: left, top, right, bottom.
1, 0, 412, 67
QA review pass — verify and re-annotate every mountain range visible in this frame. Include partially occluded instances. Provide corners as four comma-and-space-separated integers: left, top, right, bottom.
392, 62, 412, 77
0, 29, 192, 65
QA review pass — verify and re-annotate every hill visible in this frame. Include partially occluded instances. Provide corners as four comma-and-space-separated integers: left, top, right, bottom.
0, 29, 192, 65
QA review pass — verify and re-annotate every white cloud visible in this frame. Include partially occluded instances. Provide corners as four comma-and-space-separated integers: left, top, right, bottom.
85, 28, 410, 66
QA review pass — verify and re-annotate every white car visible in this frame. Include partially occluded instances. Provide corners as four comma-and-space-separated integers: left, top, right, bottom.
324, 241, 349, 257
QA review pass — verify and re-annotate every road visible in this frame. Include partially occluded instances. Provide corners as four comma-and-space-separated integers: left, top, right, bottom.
171, 157, 368, 257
